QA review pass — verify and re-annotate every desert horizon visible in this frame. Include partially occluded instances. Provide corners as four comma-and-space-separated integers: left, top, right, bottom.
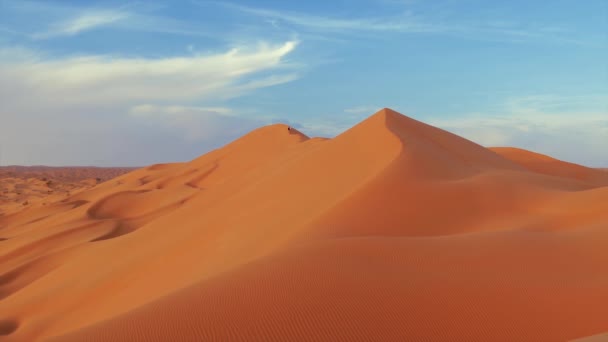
2, 108, 608, 341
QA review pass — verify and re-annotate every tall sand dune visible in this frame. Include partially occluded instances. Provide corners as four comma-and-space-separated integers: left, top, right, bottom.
1, 109, 607, 341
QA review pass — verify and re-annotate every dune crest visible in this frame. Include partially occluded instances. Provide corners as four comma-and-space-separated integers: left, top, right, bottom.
1, 108, 607, 341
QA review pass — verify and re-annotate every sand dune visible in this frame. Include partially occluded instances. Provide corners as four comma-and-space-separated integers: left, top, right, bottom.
0, 167, 134, 217
491, 147, 608, 186
1, 109, 607, 341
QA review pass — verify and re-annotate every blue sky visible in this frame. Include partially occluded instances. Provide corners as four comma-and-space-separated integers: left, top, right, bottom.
0, 0, 606, 166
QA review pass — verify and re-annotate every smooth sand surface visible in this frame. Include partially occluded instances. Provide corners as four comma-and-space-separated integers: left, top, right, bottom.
1, 109, 607, 341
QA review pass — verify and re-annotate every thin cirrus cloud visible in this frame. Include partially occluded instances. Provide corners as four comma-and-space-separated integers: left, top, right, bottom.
205, 1, 590, 45
33, 10, 130, 39
205, 1, 439, 33
1, 1, 215, 40
0, 40, 299, 110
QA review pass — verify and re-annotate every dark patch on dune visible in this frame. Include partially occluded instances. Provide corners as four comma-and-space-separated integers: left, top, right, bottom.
67, 200, 89, 209
23, 215, 51, 225
0, 254, 65, 301
139, 175, 156, 185
86, 190, 151, 220
147, 163, 174, 171
186, 163, 219, 189
0, 319, 18, 335
90, 222, 137, 242
0, 267, 20, 287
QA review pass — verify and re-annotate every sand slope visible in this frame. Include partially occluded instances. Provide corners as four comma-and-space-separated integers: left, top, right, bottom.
1, 109, 607, 341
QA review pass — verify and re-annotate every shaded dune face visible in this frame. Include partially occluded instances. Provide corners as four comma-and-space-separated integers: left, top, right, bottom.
1, 110, 607, 341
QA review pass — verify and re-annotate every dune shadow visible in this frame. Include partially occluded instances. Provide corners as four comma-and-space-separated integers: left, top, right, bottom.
0, 319, 18, 335
86, 190, 151, 220
23, 215, 51, 226
186, 163, 219, 189
90, 222, 137, 242
68, 200, 89, 209
0, 257, 62, 301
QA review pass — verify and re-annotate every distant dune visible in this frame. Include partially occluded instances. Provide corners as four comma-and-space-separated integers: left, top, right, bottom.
0, 167, 135, 216
1, 109, 607, 341
490, 147, 608, 185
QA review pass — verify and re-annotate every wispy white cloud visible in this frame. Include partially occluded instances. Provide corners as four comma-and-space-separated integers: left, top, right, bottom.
0, 41, 300, 165
1, 1, 216, 40
2, 0, 593, 46
0, 40, 298, 108
204, 2, 440, 33
0, 26, 25, 36
130, 105, 234, 117
34, 10, 129, 39
203, 2, 593, 45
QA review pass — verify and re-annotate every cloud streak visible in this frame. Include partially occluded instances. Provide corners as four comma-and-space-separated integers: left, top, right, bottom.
209, 2, 440, 33
1, 40, 298, 109
205, 2, 593, 45
34, 10, 129, 38
0, 1, 216, 40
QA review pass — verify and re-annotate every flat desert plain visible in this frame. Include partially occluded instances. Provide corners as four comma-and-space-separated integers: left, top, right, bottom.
1, 109, 608, 341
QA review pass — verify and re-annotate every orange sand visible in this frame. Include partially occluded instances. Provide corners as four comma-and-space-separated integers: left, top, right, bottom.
1, 109, 607, 341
